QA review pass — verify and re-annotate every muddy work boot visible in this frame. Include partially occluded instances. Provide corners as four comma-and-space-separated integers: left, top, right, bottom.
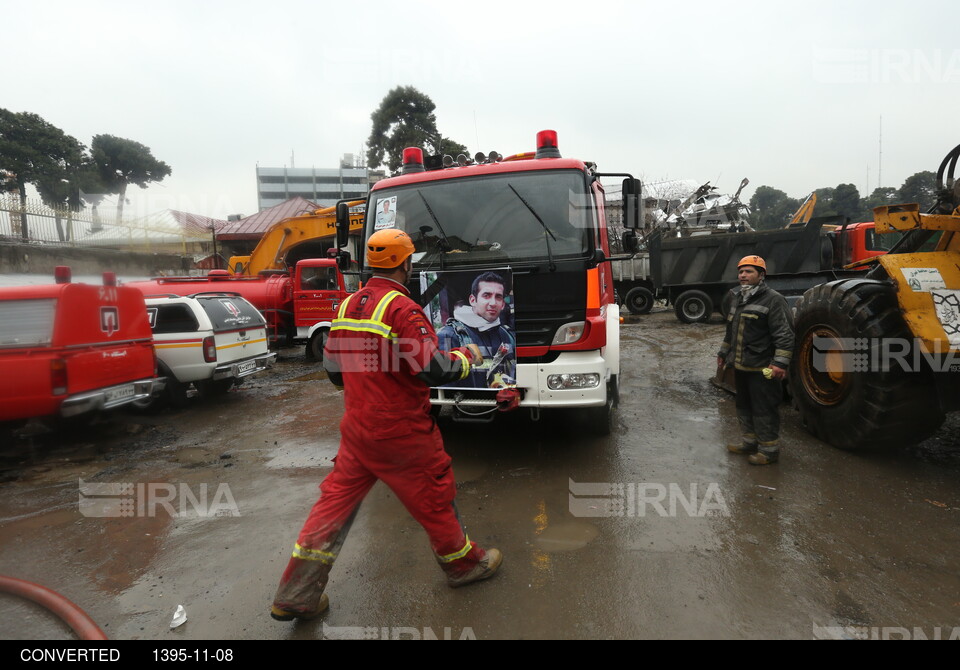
748, 452, 779, 466
270, 593, 330, 621
726, 443, 758, 455
445, 548, 503, 588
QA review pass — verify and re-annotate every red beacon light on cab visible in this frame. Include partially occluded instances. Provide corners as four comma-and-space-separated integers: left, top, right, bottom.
401, 147, 425, 175
535, 129, 561, 159
54, 266, 72, 284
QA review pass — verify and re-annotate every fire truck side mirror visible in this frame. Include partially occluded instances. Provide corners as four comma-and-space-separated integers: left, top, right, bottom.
335, 202, 350, 249
622, 178, 642, 230
622, 230, 640, 254
335, 250, 352, 273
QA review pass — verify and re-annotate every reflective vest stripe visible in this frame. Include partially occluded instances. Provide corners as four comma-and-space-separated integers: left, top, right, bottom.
437, 536, 472, 563
331, 290, 403, 340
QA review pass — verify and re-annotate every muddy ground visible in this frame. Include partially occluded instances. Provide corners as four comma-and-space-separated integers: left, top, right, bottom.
2, 309, 959, 640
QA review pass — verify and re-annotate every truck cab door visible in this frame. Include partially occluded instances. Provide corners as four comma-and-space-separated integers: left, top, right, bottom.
295, 266, 344, 327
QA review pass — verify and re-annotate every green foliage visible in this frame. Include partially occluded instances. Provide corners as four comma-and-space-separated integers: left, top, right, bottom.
897, 170, 937, 210
748, 185, 799, 230
92, 134, 171, 220
0, 108, 87, 238
366, 86, 469, 172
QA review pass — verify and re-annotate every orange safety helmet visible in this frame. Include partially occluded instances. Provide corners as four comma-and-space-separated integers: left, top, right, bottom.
366, 228, 415, 269
737, 255, 767, 271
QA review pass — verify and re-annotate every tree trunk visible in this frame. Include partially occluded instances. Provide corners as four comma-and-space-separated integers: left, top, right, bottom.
117, 182, 127, 223
17, 182, 28, 240
55, 213, 65, 242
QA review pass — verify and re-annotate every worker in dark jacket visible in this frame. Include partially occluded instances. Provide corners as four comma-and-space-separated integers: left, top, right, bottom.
717, 255, 794, 465
270, 229, 502, 622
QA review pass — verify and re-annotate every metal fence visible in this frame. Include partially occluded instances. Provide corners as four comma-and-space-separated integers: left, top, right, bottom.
0, 196, 209, 254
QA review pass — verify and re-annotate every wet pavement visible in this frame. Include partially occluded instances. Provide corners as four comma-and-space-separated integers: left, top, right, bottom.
2, 309, 960, 640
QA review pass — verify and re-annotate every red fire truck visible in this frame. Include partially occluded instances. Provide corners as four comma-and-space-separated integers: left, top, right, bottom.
331, 130, 642, 434
126, 259, 356, 359
0, 267, 159, 429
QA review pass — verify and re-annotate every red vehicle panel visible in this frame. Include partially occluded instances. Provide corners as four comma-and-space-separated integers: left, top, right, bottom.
0, 277, 157, 424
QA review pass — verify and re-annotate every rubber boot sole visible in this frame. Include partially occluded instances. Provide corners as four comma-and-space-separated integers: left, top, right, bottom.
270, 593, 329, 621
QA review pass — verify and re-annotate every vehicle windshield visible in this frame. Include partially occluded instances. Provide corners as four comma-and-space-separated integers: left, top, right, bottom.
368, 169, 592, 269
864, 228, 904, 252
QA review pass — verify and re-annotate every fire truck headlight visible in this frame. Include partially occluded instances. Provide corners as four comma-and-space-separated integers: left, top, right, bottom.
552, 322, 585, 345
547, 373, 600, 390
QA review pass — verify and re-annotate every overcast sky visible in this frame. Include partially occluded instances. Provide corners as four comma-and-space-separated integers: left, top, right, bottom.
5, 0, 958, 220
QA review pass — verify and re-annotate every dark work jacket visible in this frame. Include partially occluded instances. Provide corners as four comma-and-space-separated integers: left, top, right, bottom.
718, 282, 794, 372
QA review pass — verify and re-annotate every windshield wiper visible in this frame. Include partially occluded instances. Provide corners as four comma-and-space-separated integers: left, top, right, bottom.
507, 183, 557, 272
416, 190, 454, 255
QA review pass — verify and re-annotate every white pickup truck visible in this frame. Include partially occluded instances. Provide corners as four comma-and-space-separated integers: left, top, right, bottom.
141, 292, 276, 407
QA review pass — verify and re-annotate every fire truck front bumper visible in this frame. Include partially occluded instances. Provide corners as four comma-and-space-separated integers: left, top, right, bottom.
431, 351, 611, 410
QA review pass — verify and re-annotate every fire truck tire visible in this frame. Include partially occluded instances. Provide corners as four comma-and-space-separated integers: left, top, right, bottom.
674, 290, 713, 324
624, 286, 655, 315
585, 375, 618, 436
307, 330, 328, 362
789, 279, 944, 450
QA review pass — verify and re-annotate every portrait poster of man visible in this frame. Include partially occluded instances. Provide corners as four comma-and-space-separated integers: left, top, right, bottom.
374, 196, 398, 229
420, 268, 516, 390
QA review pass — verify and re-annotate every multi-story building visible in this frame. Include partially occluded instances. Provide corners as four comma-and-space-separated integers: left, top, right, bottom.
255, 154, 385, 210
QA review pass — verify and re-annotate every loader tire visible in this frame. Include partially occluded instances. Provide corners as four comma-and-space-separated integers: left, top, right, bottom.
624, 286, 655, 315
789, 279, 944, 450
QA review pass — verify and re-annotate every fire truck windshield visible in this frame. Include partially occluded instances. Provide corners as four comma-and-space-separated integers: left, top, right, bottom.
369, 170, 592, 269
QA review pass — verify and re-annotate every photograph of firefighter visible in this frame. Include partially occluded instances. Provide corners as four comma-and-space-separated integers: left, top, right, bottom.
423, 268, 516, 390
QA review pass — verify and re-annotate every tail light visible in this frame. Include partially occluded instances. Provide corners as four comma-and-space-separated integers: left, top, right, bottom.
203, 336, 217, 363
51, 359, 68, 395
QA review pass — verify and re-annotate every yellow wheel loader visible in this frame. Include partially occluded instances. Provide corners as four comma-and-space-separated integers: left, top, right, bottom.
790, 142, 960, 449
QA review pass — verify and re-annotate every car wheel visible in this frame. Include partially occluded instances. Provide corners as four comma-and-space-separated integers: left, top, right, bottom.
196, 379, 234, 399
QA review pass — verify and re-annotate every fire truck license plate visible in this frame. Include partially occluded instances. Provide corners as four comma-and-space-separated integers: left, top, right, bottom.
106, 385, 135, 403
237, 361, 256, 374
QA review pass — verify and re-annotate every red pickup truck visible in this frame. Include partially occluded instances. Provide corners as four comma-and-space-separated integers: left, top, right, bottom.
0, 267, 159, 429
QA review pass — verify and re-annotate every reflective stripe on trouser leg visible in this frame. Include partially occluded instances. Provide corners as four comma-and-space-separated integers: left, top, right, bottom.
375, 427, 484, 575
736, 369, 782, 452
273, 439, 376, 614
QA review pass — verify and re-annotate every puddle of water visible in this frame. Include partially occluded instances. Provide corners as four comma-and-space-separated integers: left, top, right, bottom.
290, 371, 329, 382
264, 439, 339, 469
534, 521, 600, 552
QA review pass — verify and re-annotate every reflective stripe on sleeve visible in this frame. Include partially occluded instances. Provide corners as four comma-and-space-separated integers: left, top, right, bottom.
451, 350, 471, 380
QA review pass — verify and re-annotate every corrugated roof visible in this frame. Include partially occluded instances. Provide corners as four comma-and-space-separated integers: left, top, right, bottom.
216, 197, 319, 241
72, 209, 227, 246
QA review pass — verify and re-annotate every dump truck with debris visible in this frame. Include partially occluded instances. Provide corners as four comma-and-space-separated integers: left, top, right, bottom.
647, 217, 889, 323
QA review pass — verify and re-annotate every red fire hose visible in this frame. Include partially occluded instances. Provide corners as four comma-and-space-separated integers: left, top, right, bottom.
0, 576, 108, 640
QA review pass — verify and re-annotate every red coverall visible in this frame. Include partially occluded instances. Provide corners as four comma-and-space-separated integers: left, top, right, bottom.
272, 276, 487, 615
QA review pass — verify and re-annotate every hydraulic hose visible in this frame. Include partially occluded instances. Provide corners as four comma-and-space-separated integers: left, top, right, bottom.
0, 576, 108, 640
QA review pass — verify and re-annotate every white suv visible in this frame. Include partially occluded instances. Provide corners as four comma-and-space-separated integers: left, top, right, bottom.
142, 292, 277, 407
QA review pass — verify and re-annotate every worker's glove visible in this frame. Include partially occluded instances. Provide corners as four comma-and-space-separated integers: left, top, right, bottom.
464, 343, 483, 365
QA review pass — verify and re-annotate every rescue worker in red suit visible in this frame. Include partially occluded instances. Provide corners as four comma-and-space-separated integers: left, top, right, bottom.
271, 228, 503, 621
